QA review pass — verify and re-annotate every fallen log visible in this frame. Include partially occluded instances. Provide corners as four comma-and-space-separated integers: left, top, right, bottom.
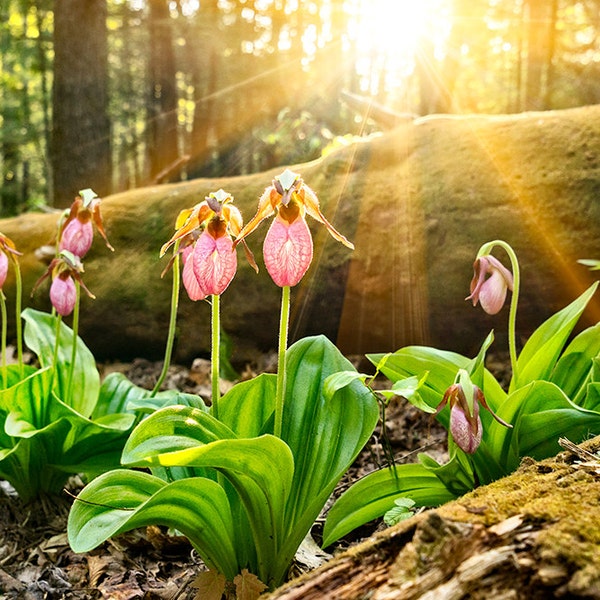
266, 435, 600, 599
0, 105, 599, 363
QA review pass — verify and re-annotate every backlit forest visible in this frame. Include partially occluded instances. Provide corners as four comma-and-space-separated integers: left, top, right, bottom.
1, 0, 600, 214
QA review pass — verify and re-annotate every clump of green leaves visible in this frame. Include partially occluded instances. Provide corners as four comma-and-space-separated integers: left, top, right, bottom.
322, 243, 600, 546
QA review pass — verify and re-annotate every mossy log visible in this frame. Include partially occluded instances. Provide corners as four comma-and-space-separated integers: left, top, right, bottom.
266, 436, 600, 599
1, 105, 600, 362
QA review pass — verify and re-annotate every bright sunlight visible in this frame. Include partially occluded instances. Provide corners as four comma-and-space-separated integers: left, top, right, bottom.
345, 0, 451, 95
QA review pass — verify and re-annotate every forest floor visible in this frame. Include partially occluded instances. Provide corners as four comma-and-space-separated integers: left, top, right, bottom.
0, 352, 513, 599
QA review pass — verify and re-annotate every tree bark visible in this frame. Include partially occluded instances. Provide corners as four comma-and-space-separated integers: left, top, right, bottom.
265, 436, 600, 599
51, 0, 111, 207
146, 0, 179, 182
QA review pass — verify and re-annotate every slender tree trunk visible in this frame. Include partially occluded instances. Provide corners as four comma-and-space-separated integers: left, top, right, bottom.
146, 0, 179, 182
51, 0, 111, 207
524, 0, 554, 111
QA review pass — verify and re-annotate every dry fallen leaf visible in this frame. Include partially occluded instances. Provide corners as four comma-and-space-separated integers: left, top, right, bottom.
193, 569, 227, 600
234, 569, 267, 600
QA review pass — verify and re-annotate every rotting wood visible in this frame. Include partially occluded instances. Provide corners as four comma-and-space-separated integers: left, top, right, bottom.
266, 435, 600, 599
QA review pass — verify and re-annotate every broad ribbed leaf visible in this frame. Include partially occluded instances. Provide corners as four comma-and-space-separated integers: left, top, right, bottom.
122, 405, 237, 463
123, 433, 294, 584
489, 380, 600, 472
94, 372, 207, 419
0, 417, 72, 501
0, 367, 55, 432
550, 323, 600, 403
322, 463, 457, 547
218, 373, 277, 437
511, 283, 598, 392
67, 469, 239, 580
23, 308, 100, 417
277, 336, 379, 582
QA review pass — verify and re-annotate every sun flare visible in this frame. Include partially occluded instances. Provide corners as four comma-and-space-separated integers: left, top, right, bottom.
346, 0, 450, 93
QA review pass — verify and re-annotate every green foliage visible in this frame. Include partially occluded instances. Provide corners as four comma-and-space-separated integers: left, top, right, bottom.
0, 308, 193, 502
68, 335, 379, 590
322, 282, 600, 545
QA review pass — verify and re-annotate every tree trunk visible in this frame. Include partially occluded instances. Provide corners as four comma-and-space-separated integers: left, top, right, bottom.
524, 0, 554, 111
51, 0, 111, 207
146, 0, 179, 182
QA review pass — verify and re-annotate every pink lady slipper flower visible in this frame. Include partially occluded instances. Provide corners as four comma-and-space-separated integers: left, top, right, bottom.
161, 189, 257, 299
59, 188, 114, 258
466, 255, 513, 315
234, 169, 354, 287
437, 370, 511, 454
0, 234, 22, 289
32, 250, 95, 316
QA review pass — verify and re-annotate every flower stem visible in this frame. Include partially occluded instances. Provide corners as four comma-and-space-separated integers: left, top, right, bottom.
211, 294, 220, 419
274, 285, 291, 438
66, 282, 81, 407
479, 240, 520, 384
151, 253, 181, 397
0, 291, 7, 389
13, 260, 23, 376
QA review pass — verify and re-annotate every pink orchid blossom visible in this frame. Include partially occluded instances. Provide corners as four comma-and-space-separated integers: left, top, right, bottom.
263, 215, 313, 287
50, 273, 78, 316
161, 190, 257, 298
466, 255, 513, 315
60, 218, 94, 258
234, 169, 354, 288
0, 251, 8, 289
192, 224, 238, 296
0, 234, 21, 289
181, 242, 206, 301
59, 189, 113, 258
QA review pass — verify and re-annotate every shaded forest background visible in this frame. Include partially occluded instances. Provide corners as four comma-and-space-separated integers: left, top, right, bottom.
2, 0, 600, 216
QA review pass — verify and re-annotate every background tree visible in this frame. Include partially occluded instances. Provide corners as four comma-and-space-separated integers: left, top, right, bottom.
51, 0, 111, 207
3, 0, 600, 214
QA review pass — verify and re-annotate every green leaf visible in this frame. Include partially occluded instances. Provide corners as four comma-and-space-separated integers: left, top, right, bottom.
22, 308, 100, 417
418, 446, 475, 495
94, 372, 207, 419
489, 380, 600, 473
218, 373, 277, 437
122, 405, 237, 464
511, 282, 598, 392
122, 431, 294, 585
67, 470, 240, 580
379, 374, 436, 414
368, 346, 507, 420
550, 323, 600, 403
368, 346, 471, 416
322, 463, 457, 547
276, 336, 379, 583
383, 497, 416, 526
323, 370, 370, 400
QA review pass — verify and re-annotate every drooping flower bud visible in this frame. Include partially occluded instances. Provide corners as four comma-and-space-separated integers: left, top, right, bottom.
32, 250, 95, 317
466, 255, 513, 315
437, 369, 511, 454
